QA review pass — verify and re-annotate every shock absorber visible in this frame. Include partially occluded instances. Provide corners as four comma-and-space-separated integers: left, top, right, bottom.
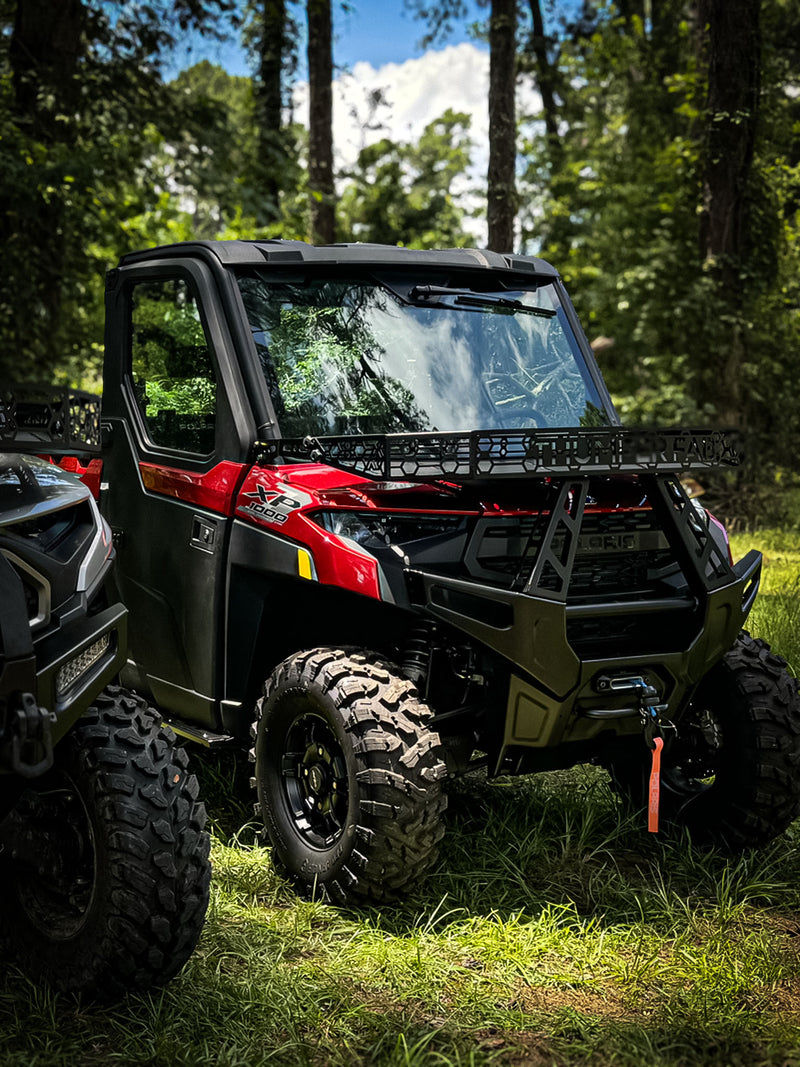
401, 620, 436, 690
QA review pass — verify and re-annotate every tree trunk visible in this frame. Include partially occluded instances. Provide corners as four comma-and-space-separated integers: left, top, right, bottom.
487, 0, 517, 252
307, 0, 335, 244
699, 0, 760, 275
255, 0, 287, 225
526, 0, 560, 168
698, 0, 761, 426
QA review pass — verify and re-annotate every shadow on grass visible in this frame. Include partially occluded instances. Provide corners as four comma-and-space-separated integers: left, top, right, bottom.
187, 745, 260, 844
2, 948, 797, 1067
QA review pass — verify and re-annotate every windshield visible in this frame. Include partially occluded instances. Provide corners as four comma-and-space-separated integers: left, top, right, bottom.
235, 270, 610, 437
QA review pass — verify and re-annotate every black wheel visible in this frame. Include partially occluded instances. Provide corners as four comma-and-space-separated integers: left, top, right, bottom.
252, 648, 447, 904
608, 633, 800, 848
0, 686, 211, 999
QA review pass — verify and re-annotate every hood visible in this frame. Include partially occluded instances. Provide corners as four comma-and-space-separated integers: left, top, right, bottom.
0, 454, 90, 528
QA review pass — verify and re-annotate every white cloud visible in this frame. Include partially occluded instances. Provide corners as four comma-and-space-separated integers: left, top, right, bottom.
333, 44, 490, 170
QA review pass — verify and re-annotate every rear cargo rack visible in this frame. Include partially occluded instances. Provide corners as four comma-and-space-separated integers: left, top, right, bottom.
0, 386, 101, 455
256, 427, 740, 482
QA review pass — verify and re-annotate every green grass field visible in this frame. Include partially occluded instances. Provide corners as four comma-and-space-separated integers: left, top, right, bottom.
3, 531, 800, 1066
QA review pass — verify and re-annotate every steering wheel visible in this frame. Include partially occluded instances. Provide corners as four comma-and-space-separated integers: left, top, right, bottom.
494, 406, 546, 429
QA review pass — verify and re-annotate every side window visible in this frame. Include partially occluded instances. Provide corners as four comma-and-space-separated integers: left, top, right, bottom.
130, 276, 217, 455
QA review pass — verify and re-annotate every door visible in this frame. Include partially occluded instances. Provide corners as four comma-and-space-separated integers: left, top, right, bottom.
101, 258, 253, 729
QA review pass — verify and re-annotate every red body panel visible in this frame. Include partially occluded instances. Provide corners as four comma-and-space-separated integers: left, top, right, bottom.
55, 456, 104, 499
139, 461, 248, 516
234, 466, 383, 600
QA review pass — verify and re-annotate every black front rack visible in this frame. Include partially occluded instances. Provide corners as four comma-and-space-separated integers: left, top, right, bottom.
0, 386, 101, 455
256, 427, 740, 482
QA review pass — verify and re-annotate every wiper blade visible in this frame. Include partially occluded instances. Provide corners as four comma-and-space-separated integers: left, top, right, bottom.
407, 285, 555, 316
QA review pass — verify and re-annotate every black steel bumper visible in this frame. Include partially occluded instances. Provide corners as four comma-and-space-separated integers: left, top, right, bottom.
1, 603, 127, 777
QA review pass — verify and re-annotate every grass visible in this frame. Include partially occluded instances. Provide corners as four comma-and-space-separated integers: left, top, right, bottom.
4, 531, 800, 1065
730, 529, 800, 674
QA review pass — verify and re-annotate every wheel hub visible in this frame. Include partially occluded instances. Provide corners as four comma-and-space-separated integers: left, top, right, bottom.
307, 763, 326, 795
7, 780, 96, 938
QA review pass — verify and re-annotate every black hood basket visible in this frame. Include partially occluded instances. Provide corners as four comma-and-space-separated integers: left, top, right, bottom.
256, 427, 740, 483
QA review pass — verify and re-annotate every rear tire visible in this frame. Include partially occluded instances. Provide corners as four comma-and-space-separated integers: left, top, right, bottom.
252, 648, 447, 904
0, 686, 211, 999
608, 633, 800, 848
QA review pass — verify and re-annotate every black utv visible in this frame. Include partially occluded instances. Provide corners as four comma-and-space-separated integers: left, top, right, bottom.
0, 386, 210, 999
94, 240, 800, 905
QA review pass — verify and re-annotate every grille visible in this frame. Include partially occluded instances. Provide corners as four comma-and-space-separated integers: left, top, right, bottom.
566, 511, 693, 655
464, 504, 695, 656
467, 508, 681, 600
568, 510, 676, 602
468, 516, 543, 583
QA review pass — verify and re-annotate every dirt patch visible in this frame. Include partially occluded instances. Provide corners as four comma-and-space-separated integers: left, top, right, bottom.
511, 983, 635, 1022
749, 978, 800, 1017
486, 1030, 561, 1067
762, 911, 800, 942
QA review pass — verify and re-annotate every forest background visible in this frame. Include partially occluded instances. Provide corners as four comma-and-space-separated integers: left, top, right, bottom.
1, 0, 799, 522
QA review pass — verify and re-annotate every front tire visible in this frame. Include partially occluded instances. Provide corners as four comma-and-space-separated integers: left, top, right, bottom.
252, 648, 447, 904
608, 633, 800, 848
0, 687, 211, 999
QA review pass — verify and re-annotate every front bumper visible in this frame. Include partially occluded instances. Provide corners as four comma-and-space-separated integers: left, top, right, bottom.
409, 534, 761, 773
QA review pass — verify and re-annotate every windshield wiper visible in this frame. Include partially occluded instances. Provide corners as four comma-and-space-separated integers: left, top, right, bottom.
407, 285, 556, 316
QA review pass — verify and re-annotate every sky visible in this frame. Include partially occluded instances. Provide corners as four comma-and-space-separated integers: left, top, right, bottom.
172, 2, 541, 240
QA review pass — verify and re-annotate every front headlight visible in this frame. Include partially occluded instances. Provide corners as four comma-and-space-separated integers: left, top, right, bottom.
55, 633, 111, 698
311, 510, 466, 550
690, 497, 710, 530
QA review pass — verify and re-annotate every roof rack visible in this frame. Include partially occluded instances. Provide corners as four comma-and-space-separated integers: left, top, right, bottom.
0, 386, 101, 455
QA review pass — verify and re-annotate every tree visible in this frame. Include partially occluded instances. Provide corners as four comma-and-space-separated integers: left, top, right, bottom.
0, 0, 86, 381
169, 62, 259, 234
307, 0, 335, 243
0, 0, 235, 385
338, 109, 475, 248
697, 0, 762, 426
248, 0, 299, 226
523, 0, 562, 170
516, 0, 800, 498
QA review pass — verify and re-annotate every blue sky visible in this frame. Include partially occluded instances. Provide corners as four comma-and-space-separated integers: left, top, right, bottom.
331, 0, 487, 72
173, 1, 488, 79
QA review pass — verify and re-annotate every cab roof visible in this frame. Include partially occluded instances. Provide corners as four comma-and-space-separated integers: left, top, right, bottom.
118, 239, 559, 278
